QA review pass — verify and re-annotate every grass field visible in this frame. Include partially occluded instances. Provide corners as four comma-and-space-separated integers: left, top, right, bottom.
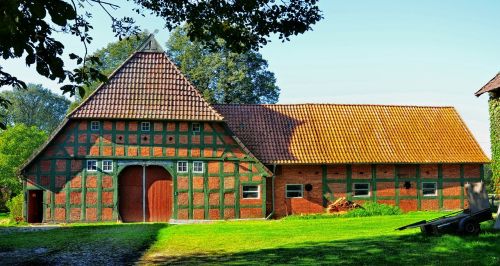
0, 212, 498, 265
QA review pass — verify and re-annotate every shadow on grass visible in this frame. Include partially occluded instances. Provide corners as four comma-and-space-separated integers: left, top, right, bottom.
0, 223, 169, 265
143, 227, 499, 265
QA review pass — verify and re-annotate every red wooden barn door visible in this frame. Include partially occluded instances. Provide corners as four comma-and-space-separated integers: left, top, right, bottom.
146, 166, 172, 222
119, 166, 143, 222
119, 165, 172, 222
27, 190, 43, 223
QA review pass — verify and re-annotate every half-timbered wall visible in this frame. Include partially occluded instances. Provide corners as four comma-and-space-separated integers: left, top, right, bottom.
23, 120, 268, 222
273, 163, 484, 217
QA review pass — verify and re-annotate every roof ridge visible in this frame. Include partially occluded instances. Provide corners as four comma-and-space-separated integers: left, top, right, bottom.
475, 72, 500, 96
213, 103, 455, 108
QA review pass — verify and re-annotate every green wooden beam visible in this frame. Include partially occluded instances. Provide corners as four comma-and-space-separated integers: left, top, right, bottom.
371, 164, 377, 202
346, 165, 352, 200
438, 164, 443, 210
219, 161, 224, 219
460, 164, 465, 209
416, 164, 421, 211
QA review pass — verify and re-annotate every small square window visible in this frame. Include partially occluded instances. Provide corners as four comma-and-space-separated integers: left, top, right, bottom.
193, 161, 204, 173
353, 183, 370, 197
242, 185, 260, 199
422, 182, 437, 196
90, 121, 100, 131
141, 122, 150, 132
286, 184, 303, 198
87, 160, 97, 172
103, 160, 113, 172
177, 161, 188, 173
192, 123, 201, 133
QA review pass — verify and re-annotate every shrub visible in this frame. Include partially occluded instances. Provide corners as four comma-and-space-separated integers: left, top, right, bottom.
6, 193, 24, 223
343, 202, 402, 217
281, 213, 341, 220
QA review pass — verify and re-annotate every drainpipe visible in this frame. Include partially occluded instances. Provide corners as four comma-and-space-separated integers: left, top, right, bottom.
142, 164, 146, 223
265, 164, 276, 219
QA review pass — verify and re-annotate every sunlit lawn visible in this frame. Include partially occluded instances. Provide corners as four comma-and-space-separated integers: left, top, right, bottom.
0, 212, 498, 265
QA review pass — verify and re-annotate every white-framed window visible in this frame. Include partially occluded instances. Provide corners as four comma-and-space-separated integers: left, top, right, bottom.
286, 184, 303, 198
242, 185, 260, 199
87, 160, 97, 172
177, 161, 188, 173
422, 182, 437, 196
90, 121, 100, 131
141, 122, 150, 132
353, 183, 370, 197
193, 161, 204, 173
192, 123, 201, 133
102, 160, 113, 172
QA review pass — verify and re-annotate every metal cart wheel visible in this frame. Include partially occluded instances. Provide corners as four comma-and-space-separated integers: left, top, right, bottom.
462, 221, 480, 235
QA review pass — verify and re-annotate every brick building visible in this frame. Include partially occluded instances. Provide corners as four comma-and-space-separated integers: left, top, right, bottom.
20, 36, 489, 222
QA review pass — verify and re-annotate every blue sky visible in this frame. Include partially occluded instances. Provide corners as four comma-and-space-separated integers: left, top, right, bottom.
1, 1, 498, 155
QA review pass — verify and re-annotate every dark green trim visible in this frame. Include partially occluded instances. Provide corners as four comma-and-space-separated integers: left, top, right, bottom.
97, 162, 103, 221
234, 162, 240, 219
172, 162, 178, 219
188, 160, 193, 219
416, 165, 421, 210
459, 164, 464, 209
371, 164, 377, 202
261, 175, 267, 217
174, 122, 180, 157
65, 160, 71, 222
50, 160, 56, 222
438, 164, 443, 209
81, 160, 87, 221
112, 160, 118, 221
204, 161, 209, 219
394, 165, 399, 207
219, 161, 224, 219
322, 165, 328, 206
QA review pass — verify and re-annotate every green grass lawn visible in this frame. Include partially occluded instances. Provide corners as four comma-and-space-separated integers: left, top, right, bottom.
142, 213, 499, 265
0, 212, 498, 265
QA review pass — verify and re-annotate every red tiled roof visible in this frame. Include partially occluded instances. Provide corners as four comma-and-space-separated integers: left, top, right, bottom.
215, 104, 489, 164
475, 72, 500, 96
69, 52, 223, 121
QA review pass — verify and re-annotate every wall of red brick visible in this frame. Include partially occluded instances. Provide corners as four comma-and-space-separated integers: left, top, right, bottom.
274, 165, 324, 217
272, 163, 484, 217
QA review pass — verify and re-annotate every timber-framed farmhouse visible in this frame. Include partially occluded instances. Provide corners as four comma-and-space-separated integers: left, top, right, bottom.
20, 36, 489, 223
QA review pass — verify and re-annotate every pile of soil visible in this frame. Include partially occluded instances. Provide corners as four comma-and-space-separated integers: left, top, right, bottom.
326, 197, 363, 214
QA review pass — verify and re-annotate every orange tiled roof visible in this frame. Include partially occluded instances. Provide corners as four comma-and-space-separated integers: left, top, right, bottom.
215, 104, 489, 164
69, 51, 223, 121
475, 72, 500, 96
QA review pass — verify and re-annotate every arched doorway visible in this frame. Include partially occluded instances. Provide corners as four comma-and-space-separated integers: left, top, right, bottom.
119, 165, 172, 222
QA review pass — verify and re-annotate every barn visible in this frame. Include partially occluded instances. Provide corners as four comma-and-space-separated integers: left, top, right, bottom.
20, 36, 489, 223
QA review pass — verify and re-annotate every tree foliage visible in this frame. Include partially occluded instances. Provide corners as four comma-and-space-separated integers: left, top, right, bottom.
0, 125, 47, 209
489, 92, 500, 195
134, 0, 322, 52
0, 0, 322, 127
0, 84, 70, 133
167, 26, 279, 104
